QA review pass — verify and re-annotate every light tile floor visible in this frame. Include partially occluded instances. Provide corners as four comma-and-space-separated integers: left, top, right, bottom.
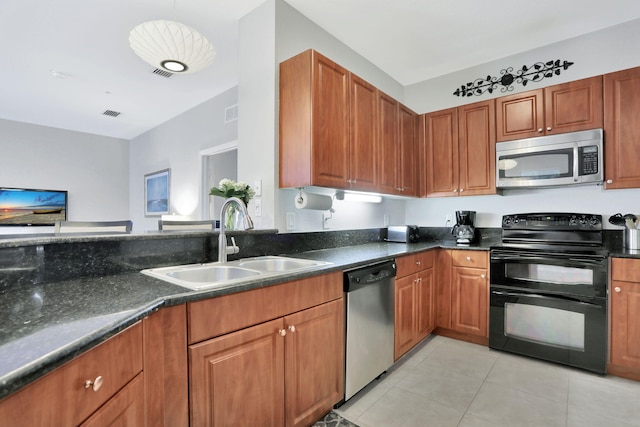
335, 336, 640, 427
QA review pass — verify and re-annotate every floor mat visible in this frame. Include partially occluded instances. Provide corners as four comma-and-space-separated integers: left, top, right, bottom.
312, 411, 359, 427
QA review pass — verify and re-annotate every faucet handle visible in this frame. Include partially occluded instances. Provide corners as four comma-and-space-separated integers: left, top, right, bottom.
226, 236, 240, 255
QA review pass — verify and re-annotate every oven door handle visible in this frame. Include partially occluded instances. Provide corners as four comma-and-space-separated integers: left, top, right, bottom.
491, 253, 606, 267
491, 290, 604, 308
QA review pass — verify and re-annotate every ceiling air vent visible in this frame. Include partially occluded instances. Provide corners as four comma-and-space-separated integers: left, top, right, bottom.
103, 110, 121, 118
153, 68, 174, 78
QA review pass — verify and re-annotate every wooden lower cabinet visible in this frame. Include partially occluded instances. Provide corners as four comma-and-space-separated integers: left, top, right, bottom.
0, 322, 143, 427
394, 251, 435, 360
188, 274, 344, 427
609, 258, 640, 381
435, 250, 489, 345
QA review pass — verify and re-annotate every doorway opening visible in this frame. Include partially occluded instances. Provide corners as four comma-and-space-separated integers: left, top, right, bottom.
200, 142, 238, 221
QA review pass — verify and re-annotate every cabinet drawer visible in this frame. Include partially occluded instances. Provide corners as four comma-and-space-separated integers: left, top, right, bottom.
396, 251, 434, 277
451, 250, 488, 268
188, 272, 343, 344
0, 322, 143, 427
612, 258, 640, 282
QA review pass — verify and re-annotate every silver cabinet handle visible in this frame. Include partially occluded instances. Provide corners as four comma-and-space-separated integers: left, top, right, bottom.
288, 325, 296, 333
538, 128, 544, 132
614, 287, 621, 293
466, 256, 471, 261
606, 179, 613, 184
546, 126, 552, 131
279, 329, 287, 337
84, 376, 103, 392
480, 274, 486, 279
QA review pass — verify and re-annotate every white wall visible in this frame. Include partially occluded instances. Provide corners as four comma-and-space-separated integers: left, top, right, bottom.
0, 119, 128, 234
129, 87, 238, 231
403, 18, 640, 229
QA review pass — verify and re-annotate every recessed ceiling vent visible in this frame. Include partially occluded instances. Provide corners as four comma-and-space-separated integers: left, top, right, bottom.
153, 68, 174, 78
103, 109, 121, 118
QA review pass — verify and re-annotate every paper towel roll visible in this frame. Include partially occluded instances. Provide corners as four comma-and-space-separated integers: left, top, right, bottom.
295, 192, 333, 210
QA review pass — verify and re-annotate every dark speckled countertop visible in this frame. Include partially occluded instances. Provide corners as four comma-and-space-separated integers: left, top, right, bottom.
0, 227, 635, 400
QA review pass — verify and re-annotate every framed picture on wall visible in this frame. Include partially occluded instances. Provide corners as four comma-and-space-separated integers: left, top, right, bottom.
144, 168, 170, 216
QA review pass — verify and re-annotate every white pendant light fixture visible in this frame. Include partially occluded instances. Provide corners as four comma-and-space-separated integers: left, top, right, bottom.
129, 20, 215, 74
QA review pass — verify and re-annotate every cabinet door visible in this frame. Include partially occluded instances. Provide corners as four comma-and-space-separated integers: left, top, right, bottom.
425, 108, 459, 196
496, 89, 544, 141
458, 99, 496, 196
312, 52, 350, 188
394, 275, 417, 360
284, 299, 344, 427
377, 92, 399, 194
451, 266, 488, 337
80, 374, 144, 427
398, 104, 418, 195
610, 280, 640, 369
436, 249, 452, 329
189, 318, 285, 427
544, 76, 603, 135
604, 67, 640, 189
416, 268, 435, 341
349, 74, 378, 191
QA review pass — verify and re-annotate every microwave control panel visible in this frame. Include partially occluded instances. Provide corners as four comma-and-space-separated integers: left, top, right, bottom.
579, 145, 599, 175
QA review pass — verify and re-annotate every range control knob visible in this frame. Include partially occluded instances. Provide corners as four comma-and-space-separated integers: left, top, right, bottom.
589, 216, 600, 226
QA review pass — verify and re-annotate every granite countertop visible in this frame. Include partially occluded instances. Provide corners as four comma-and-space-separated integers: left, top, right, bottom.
1, 234, 635, 400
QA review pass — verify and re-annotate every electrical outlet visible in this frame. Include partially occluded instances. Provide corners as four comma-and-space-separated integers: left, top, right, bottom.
254, 198, 262, 216
286, 212, 295, 231
253, 179, 262, 197
322, 212, 331, 229
445, 214, 453, 225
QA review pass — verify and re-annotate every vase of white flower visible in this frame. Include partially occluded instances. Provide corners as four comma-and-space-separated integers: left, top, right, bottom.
209, 179, 255, 230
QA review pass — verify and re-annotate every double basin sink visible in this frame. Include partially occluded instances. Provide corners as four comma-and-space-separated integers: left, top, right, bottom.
141, 256, 332, 291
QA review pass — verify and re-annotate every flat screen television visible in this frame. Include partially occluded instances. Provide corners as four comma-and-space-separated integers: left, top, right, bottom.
0, 187, 68, 226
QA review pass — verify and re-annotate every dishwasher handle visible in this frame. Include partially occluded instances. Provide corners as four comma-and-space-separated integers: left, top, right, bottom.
344, 261, 396, 292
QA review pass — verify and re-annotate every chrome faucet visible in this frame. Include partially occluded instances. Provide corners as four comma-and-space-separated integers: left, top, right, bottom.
218, 197, 254, 263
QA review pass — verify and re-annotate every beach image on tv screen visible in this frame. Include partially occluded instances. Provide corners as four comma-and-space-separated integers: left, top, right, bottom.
0, 188, 67, 225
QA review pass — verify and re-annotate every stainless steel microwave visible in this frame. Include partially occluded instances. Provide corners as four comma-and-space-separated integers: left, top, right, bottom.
496, 129, 603, 189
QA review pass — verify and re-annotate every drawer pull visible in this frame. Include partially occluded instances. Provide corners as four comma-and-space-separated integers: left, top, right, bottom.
480, 274, 486, 279
614, 287, 621, 293
466, 256, 471, 261
288, 325, 296, 333
416, 261, 421, 266
84, 376, 104, 392
279, 329, 287, 337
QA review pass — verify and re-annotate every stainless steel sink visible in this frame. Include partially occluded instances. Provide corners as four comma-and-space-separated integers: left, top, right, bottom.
168, 265, 261, 283
236, 256, 329, 272
141, 256, 331, 291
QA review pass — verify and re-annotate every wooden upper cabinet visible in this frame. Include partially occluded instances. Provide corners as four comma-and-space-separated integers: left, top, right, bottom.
425, 108, 459, 196
279, 50, 349, 189
424, 100, 495, 197
495, 89, 544, 141
312, 53, 350, 188
398, 104, 418, 196
377, 92, 400, 194
604, 67, 640, 189
349, 73, 378, 191
496, 76, 603, 141
458, 99, 496, 196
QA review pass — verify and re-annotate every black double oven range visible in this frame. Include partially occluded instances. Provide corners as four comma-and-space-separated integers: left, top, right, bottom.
489, 213, 608, 374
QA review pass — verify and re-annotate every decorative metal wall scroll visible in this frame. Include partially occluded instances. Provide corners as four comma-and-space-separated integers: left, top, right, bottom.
453, 60, 574, 97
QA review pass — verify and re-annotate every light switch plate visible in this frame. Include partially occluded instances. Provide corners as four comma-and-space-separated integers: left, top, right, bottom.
254, 198, 262, 216
286, 212, 295, 231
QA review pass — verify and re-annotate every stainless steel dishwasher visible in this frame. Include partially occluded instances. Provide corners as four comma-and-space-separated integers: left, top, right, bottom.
343, 260, 396, 401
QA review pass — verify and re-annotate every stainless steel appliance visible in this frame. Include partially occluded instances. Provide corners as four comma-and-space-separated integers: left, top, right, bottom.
451, 210, 477, 245
344, 261, 396, 400
387, 225, 420, 243
489, 213, 608, 374
496, 128, 603, 189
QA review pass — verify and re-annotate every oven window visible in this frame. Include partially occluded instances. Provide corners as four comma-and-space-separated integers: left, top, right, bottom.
505, 303, 585, 351
498, 149, 572, 179
505, 263, 593, 285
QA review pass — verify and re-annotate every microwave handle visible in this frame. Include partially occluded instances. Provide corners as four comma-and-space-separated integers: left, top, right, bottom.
573, 144, 579, 182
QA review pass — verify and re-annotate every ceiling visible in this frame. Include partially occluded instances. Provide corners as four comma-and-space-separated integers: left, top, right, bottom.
2, 0, 640, 140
